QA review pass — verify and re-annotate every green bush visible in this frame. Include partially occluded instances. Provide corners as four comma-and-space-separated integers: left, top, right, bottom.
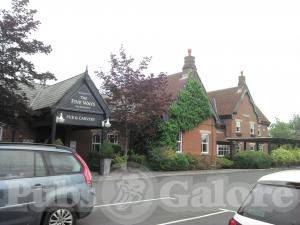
173, 154, 189, 171
129, 152, 147, 165
290, 149, 300, 165
216, 157, 234, 169
149, 147, 190, 171
233, 151, 272, 169
185, 153, 210, 170
100, 142, 114, 159
112, 144, 123, 155
271, 148, 295, 166
112, 153, 127, 168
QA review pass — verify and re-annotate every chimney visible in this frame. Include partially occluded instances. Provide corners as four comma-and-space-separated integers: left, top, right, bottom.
182, 49, 197, 73
238, 71, 246, 87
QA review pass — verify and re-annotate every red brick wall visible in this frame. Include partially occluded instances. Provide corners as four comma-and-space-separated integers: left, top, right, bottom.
182, 118, 217, 161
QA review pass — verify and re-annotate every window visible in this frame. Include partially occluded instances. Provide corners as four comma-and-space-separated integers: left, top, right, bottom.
0, 150, 34, 179
92, 134, 101, 151
250, 143, 255, 151
45, 152, 81, 175
250, 122, 255, 135
217, 145, 230, 156
236, 143, 241, 152
258, 144, 264, 151
35, 152, 47, 177
0, 126, 2, 141
201, 134, 209, 154
258, 128, 261, 136
107, 133, 118, 144
238, 183, 300, 225
177, 132, 183, 153
236, 121, 241, 133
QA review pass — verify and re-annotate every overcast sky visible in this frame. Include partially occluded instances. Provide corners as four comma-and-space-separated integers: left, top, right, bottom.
2, 0, 300, 123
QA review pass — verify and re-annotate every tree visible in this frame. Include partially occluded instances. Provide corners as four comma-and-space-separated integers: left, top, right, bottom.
290, 114, 300, 139
96, 46, 171, 156
0, 0, 55, 124
269, 118, 295, 139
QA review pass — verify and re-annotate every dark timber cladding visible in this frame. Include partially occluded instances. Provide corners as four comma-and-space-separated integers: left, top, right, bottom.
28, 69, 110, 144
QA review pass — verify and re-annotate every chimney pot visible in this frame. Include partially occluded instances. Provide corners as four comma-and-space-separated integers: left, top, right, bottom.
238, 71, 246, 87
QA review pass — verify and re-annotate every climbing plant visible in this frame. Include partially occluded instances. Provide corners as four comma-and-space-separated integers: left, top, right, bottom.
158, 77, 213, 148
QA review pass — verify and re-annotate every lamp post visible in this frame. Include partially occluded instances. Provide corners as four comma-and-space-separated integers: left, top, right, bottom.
101, 118, 111, 144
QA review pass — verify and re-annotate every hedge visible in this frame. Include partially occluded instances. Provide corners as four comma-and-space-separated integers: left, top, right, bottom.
233, 151, 272, 169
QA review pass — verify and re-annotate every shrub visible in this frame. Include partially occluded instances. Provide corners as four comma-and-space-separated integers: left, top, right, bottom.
100, 142, 114, 159
149, 147, 190, 171
185, 153, 210, 170
216, 157, 234, 169
172, 154, 189, 171
271, 148, 295, 166
112, 153, 127, 168
112, 144, 123, 155
233, 151, 272, 169
129, 152, 147, 165
290, 149, 300, 165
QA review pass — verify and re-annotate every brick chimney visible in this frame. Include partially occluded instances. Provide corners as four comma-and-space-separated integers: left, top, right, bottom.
238, 71, 246, 87
182, 49, 197, 73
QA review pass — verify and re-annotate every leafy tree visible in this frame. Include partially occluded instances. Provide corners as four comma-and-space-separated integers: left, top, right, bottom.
96, 46, 171, 156
269, 118, 295, 139
290, 114, 300, 139
0, 0, 55, 124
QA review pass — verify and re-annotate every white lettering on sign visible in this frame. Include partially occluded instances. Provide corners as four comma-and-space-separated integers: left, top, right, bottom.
65, 114, 96, 122
70, 95, 96, 109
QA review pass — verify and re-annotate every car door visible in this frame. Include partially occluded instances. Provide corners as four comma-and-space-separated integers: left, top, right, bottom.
0, 149, 36, 225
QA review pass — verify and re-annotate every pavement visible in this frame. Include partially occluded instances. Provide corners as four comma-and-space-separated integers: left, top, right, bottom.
79, 167, 297, 225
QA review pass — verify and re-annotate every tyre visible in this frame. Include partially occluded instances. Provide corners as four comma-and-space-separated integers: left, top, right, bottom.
42, 207, 77, 225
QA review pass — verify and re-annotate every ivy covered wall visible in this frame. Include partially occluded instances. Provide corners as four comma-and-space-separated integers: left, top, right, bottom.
158, 77, 213, 148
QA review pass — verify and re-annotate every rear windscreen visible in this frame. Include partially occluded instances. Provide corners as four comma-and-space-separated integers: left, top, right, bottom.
238, 183, 300, 225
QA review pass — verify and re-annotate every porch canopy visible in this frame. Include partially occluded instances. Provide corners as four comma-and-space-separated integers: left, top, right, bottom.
227, 137, 300, 157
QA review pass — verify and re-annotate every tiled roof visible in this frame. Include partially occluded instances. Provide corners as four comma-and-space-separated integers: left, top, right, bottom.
207, 86, 270, 125
19, 73, 85, 110
165, 72, 189, 101
207, 87, 240, 116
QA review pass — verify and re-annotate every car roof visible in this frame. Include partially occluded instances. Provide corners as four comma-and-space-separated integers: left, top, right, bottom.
258, 170, 300, 183
0, 142, 74, 153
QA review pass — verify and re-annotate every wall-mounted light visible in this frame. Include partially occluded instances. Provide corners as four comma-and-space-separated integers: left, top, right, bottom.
102, 118, 111, 128
56, 113, 65, 123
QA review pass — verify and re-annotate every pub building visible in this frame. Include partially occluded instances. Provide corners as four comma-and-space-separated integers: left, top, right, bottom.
0, 70, 111, 159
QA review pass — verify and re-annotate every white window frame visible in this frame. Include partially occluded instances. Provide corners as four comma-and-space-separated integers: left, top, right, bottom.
92, 134, 101, 151
258, 128, 261, 136
107, 133, 118, 144
258, 144, 264, 152
235, 121, 241, 133
217, 145, 230, 156
250, 122, 255, 135
177, 132, 183, 153
201, 134, 209, 154
0, 126, 3, 142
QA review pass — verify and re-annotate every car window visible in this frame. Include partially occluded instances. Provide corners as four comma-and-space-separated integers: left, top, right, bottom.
238, 183, 300, 225
35, 152, 47, 177
0, 150, 34, 179
45, 152, 81, 175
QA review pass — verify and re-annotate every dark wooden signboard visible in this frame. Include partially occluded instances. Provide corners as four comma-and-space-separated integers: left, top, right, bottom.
56, 110, 103, 127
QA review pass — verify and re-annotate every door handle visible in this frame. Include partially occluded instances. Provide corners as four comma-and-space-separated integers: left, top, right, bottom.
33, 184, 43, 189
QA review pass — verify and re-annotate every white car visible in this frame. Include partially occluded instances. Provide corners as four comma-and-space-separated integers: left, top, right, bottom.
229, 170, 300, 225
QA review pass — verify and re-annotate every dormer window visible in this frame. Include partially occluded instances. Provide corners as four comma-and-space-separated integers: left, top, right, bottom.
236, 121, 241, 133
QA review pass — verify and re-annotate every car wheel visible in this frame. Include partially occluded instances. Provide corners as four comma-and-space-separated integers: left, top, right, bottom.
42, 207, 77, 225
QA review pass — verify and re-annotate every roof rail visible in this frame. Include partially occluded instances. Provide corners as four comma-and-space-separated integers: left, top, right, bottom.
0, 142, 74, 151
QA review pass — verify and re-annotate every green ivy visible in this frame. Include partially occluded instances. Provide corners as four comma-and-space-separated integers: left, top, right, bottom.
158, 77, 213, 148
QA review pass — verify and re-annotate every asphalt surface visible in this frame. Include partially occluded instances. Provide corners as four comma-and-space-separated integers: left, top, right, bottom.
78, 168, 287, 225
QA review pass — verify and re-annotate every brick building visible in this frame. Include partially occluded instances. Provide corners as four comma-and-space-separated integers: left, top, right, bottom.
165, 50, 270, 158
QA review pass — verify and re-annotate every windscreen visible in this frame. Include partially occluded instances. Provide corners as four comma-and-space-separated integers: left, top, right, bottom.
238, 183, 300, 225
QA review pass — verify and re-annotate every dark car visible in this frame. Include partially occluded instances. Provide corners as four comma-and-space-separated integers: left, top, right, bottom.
0, 143, 95, 225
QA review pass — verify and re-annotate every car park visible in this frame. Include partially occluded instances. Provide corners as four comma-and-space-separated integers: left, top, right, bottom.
229, 170, 300, 225
0, 143, 95, 225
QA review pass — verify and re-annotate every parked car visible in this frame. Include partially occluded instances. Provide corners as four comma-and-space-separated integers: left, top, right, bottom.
0, 143, 95, 225
229, 170, 300, 225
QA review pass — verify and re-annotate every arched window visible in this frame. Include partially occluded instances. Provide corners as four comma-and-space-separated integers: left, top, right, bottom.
92, 134, 101, 151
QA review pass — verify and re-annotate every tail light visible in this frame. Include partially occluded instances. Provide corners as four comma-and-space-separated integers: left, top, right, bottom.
228, 218, 241, 225
74, 152, 92, 185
